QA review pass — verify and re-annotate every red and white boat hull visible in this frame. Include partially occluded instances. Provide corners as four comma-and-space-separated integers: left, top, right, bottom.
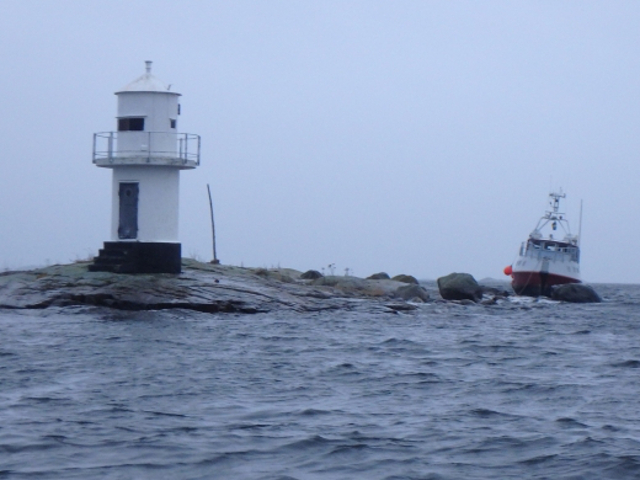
510, 251, 581, 297
511, 271, 580, 297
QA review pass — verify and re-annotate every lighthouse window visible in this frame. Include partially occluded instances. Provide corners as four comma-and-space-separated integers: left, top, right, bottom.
118, 117, 145, 131
170, 119, 177, 129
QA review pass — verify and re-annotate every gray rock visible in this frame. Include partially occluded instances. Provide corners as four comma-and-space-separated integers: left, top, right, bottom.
313, 275, 365, 290
0, 260, 349, 314
437, 272, 482, 302
481, 285, 511, 299
391, 274, 419, 284
385, 302, 418, 312
367, 272, 390, 280
301, 270, 323, 280
312, 276, 406, 297
253, 267, 298, 283
551, 283, 602, 303
456, 299, 478, 306
479, 285, 511, 305
394, 284, 430, 302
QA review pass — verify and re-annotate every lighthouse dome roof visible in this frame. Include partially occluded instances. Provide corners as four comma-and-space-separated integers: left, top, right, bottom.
116, 61, 180, 95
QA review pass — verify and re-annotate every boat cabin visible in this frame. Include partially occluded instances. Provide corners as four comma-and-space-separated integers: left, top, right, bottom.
521, 237, 580, 263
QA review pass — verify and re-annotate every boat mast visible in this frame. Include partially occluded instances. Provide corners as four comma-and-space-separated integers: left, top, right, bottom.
548, 190, 565, 217
577, 199, 583, 247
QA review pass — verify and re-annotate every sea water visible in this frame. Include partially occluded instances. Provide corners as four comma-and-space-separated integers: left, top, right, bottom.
1, 283, 640, 479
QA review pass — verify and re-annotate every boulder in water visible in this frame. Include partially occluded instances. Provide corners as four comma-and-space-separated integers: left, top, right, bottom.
391, 274, 419, 284
394, 284, 430, 302
551, 283, 602, 303
367, 272, 390, 280
437, 273, 482, 302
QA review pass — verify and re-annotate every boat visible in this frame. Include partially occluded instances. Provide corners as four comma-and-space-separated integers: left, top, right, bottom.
504, 191, 581, 296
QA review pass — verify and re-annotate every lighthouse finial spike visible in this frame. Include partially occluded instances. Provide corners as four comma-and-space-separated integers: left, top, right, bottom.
145, 60, 152, 74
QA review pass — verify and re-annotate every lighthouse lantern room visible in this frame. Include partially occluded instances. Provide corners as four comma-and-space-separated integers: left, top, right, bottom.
89, 61, 200, 274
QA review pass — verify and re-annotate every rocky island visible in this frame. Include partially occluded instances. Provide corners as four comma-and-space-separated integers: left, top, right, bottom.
0, 259, 600, 314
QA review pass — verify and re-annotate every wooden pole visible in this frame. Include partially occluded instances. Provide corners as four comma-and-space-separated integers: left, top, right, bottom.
207, 184, 220, 264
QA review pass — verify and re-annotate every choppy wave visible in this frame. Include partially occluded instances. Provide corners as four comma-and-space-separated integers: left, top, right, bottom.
1, 283, 640, 479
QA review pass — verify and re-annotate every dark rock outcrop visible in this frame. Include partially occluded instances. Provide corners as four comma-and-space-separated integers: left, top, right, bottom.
437, 273, 483, 302
391, 274, 419, 285
301, 270, 323, 280
551, 283, 602, 303
479, 285, 512, 304
394, 284, 430, 302
481, 285, 511, 299
367, 272, 390, 280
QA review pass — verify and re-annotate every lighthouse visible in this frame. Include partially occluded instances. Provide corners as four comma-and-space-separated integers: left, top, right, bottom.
89, 61, 200, 273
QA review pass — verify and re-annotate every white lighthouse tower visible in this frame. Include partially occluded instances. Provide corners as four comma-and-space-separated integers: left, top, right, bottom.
90, 61, 200, 273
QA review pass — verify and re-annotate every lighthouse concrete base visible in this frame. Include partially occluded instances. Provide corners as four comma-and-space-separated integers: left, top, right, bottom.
89, 242, 181, 274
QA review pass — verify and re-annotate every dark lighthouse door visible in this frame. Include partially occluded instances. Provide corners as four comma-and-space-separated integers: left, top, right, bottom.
118, 182, 139, 240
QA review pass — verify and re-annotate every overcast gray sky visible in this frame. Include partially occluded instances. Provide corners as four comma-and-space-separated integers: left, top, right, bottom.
1, 1, 639, 283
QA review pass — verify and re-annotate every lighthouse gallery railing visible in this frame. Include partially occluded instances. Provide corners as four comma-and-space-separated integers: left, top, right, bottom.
92, 132, 201, 166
